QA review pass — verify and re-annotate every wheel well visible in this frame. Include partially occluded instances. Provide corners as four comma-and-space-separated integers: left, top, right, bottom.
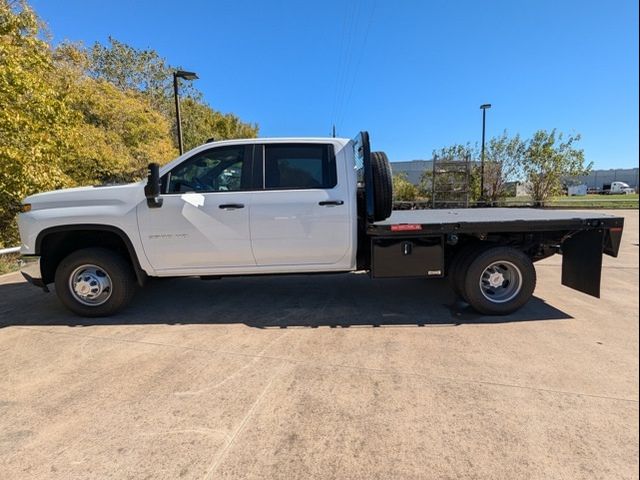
37, 227, 145, 286
446, 231, 562, 271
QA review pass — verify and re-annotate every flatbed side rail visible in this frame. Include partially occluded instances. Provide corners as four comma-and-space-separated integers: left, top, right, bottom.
367, 216, 624, 237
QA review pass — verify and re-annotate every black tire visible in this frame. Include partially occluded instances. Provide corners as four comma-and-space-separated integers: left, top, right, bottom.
463, 246, 536, 315
370, 151, 393, 221
448, 243, 481, 301
451, 243, 498, 303
54, 247, 136, 317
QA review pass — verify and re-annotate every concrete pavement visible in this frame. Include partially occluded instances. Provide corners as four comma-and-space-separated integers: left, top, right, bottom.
0, 210, 637, 479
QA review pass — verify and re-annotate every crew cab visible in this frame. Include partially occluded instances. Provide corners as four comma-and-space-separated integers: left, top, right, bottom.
18, 132, 624, 317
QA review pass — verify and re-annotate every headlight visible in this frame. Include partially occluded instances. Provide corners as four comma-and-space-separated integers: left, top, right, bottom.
21, 204, 32, 213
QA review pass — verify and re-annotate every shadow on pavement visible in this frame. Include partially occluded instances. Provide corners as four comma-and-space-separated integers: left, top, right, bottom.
0, 273, 572, 328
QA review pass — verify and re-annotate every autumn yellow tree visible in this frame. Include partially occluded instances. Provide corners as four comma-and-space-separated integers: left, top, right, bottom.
0, 0, 257, 246
86, 37, 259, 151
392, 173, 419, 201
54, 44, 176, 182
0, 0, 76, 245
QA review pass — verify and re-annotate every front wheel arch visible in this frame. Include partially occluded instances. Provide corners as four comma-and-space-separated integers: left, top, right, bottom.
36, 225, 147, 286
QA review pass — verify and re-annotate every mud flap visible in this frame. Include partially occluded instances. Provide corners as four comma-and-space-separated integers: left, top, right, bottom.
603, 226, 624, 257
561, 229, 604, 298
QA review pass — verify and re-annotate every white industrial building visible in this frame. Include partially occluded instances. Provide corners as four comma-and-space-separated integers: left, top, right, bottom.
389, 160, 434, 185
564, 168, 639, 190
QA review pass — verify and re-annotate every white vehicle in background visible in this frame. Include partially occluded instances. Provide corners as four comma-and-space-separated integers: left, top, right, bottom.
567, 184, 588, 196
602, 182, 635, 195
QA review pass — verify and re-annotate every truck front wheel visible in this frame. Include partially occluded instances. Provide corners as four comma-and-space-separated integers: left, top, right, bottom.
462, 246, 536, 315
54, 247, 136, 317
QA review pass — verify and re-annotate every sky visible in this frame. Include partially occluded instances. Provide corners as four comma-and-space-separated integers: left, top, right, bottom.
31, 0, 639, 169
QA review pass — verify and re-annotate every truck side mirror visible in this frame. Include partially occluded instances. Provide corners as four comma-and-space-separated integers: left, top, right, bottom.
144, 163, 163, 208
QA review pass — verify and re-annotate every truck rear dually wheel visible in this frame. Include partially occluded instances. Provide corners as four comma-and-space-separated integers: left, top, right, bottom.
462, 246, 536, 315
449, 243, 484, 302
54, 247, 136, 317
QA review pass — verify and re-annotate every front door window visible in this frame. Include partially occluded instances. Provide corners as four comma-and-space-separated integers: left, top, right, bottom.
167, 147, 246, 193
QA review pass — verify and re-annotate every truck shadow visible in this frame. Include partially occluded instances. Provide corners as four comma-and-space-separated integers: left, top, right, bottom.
0, 273, 571, 328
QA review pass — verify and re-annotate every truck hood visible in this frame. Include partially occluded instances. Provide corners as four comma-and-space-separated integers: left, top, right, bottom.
24, 182, 145, 211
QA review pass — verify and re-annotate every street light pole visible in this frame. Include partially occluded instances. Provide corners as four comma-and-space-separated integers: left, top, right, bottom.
173, 70, 199, 155
479, 103, 492, 200
173, 74, 183, 155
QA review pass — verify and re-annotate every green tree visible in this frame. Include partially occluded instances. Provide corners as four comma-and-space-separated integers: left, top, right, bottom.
420, 143, 480, 204
483, 131, 525, 202
392, 172, 419, 201
179, 98, 259, 151
87, 37, 182, 110
468, 164, 482, 202
523, 129, 590, 203
86, 37, 258, 148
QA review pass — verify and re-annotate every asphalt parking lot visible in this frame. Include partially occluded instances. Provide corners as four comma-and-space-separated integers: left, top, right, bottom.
0, 209, 638, 480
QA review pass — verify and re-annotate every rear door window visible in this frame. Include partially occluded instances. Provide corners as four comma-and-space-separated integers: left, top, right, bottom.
264, 144, 336, 190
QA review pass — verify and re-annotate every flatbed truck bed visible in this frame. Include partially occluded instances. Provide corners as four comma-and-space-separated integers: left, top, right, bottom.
364, 208, 624, 304
369, 208, 624, 235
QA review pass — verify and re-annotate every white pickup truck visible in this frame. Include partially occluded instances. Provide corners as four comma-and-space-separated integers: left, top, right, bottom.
18, 132, 624, 317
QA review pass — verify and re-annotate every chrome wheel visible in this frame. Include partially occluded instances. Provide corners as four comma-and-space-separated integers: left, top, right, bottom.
479, 261, 522, 304
68, 264, 113, 306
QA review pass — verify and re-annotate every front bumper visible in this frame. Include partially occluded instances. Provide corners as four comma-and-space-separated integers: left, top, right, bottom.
20, 256, 48, 291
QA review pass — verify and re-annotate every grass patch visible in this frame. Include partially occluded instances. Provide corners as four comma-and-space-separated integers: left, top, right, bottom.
396, 194, 639, 210
0, 253, 20, 275
546, 194, 637, 209
500, 194, 638, 209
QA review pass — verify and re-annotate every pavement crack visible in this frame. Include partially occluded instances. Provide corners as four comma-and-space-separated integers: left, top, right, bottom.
174, 330, 291, 397
12, 326, 639, 405
203, 361, 289, 480
321, 362, 640, 404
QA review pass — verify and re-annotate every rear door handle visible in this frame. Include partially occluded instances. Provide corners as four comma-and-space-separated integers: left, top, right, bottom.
219, 203, 245, 209
318, 200, 344, 206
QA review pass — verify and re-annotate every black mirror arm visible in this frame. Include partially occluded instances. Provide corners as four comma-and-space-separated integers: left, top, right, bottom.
144, 163, 164, 208
146, 196, 163, 208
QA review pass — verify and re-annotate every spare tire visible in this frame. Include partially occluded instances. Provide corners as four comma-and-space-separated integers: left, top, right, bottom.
370, 151, 393, 221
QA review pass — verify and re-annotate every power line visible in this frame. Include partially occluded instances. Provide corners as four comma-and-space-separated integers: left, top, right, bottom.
330, 2, 356, 131
337, 0, 362, 121
331, 0, 362, 134
337, 0, 377, 129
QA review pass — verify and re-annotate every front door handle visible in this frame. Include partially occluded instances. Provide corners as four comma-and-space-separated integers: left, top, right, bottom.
219, 203, 245, 209
318, 200, 344, 206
